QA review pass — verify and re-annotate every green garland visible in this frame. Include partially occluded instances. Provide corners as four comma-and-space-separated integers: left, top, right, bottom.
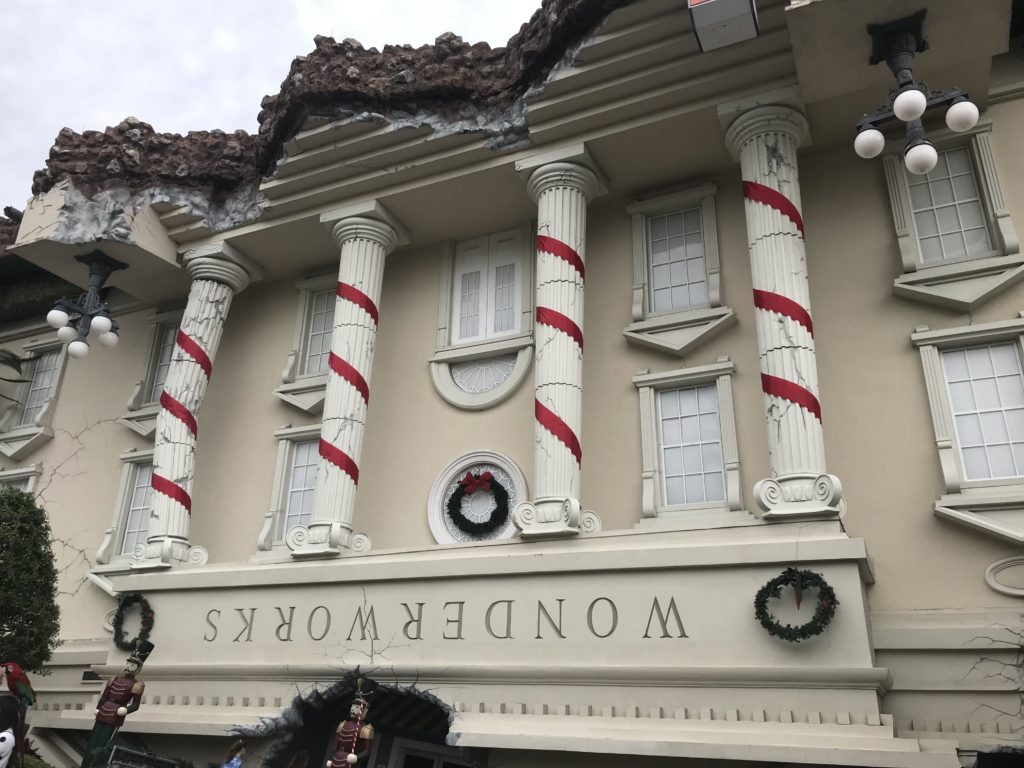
754, 568, 838, 643
112, 593, 154, 652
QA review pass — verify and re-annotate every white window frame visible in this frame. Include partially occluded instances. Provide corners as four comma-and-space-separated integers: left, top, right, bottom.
95, 449, 154, 569
429, 226, 534, 410
273, 275, 335, 415
0, 338, 67, 460
623, 183, 736, 357
632, 359, 744, 525
912, 316, 1024, 544
884, 120, 1021, 311
119, 309, 183, 438
255, 423, 322, 557
0, 463, 42, 494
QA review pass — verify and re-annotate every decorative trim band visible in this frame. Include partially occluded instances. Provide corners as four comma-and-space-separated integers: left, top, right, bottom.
175, 331, 213, 378
535, 399, 582, 464
159, 391, 198, 437
752, 290, 814, 336
151, 473, 193, 514
319, 438, 359, 484
328, 352, 369, 404
761, 374, 822, 422
537, 235, 585, 281
337, 282, 379, 326
536, 307, 584, 349
743, 181, 805, 237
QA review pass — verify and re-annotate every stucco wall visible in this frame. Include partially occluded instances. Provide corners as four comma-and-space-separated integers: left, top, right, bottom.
4, 100, 1024, 643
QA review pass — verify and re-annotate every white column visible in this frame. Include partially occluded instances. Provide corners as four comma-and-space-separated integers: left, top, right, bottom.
287, 216, 399, 557
133, 244, 259, 569
513, 162, 602, 539
724, 106, 843, 520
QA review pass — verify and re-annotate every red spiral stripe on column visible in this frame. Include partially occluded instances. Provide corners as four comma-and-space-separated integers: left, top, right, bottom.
159, 391, 198, 437
328, 352, 370, 404
743, 181, 805, 237
151, 473, 192, 514
536, 307, 584, 349
153, 331, 212, 516
535, 400, 582, 464
752, 289, 814, 336
761, 373, 822, 422
537, 235, 585, 281
175, 331, 213, 378
338, 282, 379, 326
319, 438, 360, 484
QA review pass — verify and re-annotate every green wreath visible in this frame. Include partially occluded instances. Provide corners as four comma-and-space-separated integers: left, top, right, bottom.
446, 471, 510, 537
112, 592, 154, 652
754, 568, 838, 643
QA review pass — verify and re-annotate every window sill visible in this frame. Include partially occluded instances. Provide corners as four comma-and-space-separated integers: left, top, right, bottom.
429, 335, 533, 411
894, 252, 1024, 312
934, 486, 1024, 544
117, 402, 161, 439
623, 305, 736, 357
634, 507, 760, 532
273, 374, 329, 415
0, 424, 54, 460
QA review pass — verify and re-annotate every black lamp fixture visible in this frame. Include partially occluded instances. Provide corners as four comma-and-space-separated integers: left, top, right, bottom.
853, 10, 980, 175
45, 251, 127, 358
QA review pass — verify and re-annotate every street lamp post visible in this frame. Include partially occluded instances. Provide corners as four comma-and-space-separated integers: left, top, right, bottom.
45, 251, 127, 358
852, 10, 979, 174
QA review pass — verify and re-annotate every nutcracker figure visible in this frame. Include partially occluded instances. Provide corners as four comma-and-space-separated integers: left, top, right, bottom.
81, 640, 154, 768
326, 694, 373, 767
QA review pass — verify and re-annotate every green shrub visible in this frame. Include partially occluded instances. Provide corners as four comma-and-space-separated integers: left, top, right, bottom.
0, 486, 60, 671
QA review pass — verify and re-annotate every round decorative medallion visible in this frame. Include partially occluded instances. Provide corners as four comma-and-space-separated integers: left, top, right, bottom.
450, 354, 517, 394
428, 452, 526, 544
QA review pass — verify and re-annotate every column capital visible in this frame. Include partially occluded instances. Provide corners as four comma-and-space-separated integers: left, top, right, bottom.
320, 200, 408, 251
723, 105, 809, 159
328, 216, 400, 253
526, 162, 602, 204
183, 241, 263, 294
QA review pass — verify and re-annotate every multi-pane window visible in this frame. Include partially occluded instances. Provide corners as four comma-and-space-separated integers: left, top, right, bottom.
909, 148, 992, 264
1, 477, 30, 492
658, 383, 725, 505
649, 206, 707, 312
943, 343, 1024, 481
304, 290, 336, 376
147, 324, 179, 402
19, 350, 60, 427
451, 230, 523, 344
284, 439, 318, 534
121, 462, 153, 556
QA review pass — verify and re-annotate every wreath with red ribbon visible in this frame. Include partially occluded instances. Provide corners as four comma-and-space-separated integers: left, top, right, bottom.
445, 471, 510, 537
112, 592, 155, 652
754, 568, 838, 643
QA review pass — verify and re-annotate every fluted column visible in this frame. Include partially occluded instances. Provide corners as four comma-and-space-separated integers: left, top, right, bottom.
724, 106, 843, 520
133, 244, 260, 569
287, 216, 399, 558
513, 162, 602, 539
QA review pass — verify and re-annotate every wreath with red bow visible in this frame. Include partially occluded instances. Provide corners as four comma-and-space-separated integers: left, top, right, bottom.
754, 568, 838, 643
112, 592, 155, 652
445, 470, 510, 537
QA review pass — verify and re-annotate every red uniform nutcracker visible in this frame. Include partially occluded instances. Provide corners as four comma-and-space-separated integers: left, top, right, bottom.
81, 640, 154, 768
327, 695, 373, 767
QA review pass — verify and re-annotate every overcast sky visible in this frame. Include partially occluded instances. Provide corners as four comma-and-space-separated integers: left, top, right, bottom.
0, 0, 542, 211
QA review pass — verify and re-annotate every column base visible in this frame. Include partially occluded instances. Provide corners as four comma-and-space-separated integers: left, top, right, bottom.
755, 473, 844, 521
286, 522, 372, 559
130, 536, 209, 571
513, 496, 602, 540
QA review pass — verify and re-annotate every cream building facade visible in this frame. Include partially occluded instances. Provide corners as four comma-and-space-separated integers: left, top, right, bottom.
0, 1, 1022, 766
